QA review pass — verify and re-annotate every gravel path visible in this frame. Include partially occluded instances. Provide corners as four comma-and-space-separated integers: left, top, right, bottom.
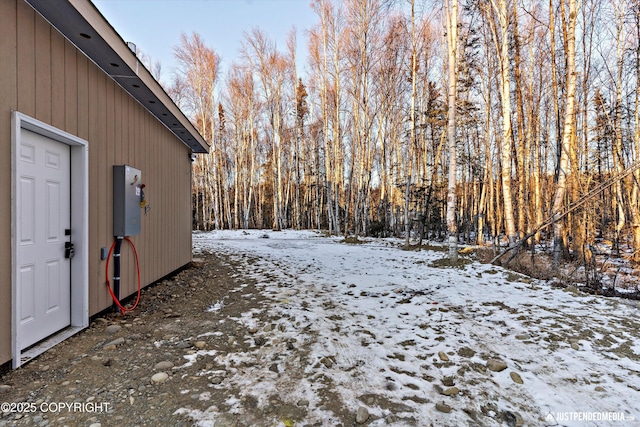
0, 252, 303, 427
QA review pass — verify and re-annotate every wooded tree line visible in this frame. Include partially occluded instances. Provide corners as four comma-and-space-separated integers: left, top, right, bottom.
164, 0, 640, 264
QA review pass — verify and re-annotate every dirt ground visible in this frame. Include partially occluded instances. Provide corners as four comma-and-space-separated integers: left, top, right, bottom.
0, 252, 322, 427
2, 239, 640, 427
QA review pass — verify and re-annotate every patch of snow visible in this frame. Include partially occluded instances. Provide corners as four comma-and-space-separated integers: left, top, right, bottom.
207, 299, 225, 312
197, 331, 223, 338
173, 406, 218, 427
178, 349, 217, 369
180, 230, 640, 426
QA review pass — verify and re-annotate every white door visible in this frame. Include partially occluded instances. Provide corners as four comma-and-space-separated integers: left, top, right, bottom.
17, 129, 72, 348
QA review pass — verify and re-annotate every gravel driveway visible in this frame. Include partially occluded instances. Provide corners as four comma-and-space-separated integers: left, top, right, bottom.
0, 252, 300, 427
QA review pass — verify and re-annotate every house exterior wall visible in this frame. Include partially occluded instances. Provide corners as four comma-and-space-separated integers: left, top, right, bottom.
0, 0, 194, 365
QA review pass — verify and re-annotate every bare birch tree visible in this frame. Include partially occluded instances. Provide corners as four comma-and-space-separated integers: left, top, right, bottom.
551, 0, 581, 266
445, 0, 460, 261
173, 32, 220, 230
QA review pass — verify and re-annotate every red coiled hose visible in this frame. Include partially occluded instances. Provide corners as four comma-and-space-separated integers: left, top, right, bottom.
105, 237, 141, 315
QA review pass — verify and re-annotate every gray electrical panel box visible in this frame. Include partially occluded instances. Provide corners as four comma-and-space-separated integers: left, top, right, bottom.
113, 165, 142, 236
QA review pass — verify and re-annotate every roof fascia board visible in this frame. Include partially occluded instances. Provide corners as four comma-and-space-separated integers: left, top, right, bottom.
23, 0, 209, 153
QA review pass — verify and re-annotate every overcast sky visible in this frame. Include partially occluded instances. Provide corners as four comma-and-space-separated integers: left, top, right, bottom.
92, 0, 319, 82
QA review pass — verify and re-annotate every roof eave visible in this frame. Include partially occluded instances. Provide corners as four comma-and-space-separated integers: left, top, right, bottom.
23, 0, 209, 153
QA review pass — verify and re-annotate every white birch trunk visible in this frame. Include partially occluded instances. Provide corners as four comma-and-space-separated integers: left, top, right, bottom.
445, 0, 459, 261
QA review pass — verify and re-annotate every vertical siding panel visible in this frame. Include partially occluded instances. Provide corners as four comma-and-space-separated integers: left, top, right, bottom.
34, 13, 51, 124
154, 117, 160, 278
136, 107, 142, 292
154, 118, 160, 279
76, 57, 89, 140
16, 1, 35, 116
50, 29, 65, 130
148, 120, 152, 280
95, 73, 113, 308
97, 103, 106, 314
174, 136, 179, 270
75, 55, 95, 314
157, 125, 162, 275
181, 143, 185, 267
166, 125, 171, 275
141, 110, 147, 286
64, 40, 77, 135
143, 112, 150, 283
174, 140, 180, 268
171, 132, 178, 268
175, 141, 180, 268
0, 0, 18, 366
182, 143, 186, 267
182, 144, 187, 265
88, 64, 101, 316
176, 139, 182, 269
168, 132, 174, 272
187, 147, 191, 264
145, 112, 153, 284
159, 121, 165, 276
176, 140, 181, 264
166, 134, 172, 271
164, 125, 169, 275
173, 139, 177, 268
98, 74, 107, 313
185, 146, 192, 265
136, 105, 143, 289
137, 109, 145, 288
97, 79, 114, 310
164, 125, 170, 272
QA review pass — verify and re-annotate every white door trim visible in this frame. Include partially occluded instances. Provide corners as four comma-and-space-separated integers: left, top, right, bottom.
11, 112, 89, 369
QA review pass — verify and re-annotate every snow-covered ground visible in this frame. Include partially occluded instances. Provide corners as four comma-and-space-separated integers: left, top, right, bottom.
182, 229, 640, 426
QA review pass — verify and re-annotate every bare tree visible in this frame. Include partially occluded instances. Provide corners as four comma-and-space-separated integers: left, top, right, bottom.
445, 0, 460, 261
173, 32, 220, 230
487, 0, 517, 245
551, 0, 581, 266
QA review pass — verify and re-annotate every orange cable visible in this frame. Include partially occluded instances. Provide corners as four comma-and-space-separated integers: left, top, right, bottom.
105, 237, 141, 315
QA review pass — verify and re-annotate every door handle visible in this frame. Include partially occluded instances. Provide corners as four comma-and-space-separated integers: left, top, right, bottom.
65, 242, 75, 259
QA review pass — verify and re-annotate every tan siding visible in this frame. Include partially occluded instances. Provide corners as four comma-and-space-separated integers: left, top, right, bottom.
50, 25, 65, 130
97, 72, 107, 313
16, 1, 35, 116
34, 13, 51, 123
0, 0, 18, 366
97, 69, 110, 312
140, 110, 151, 287
64, 40, 78, 135
86, 61, 99, 313
1, 1, 195, 365
76, 56, 89, 140
140, 111, 151, 287
151, 114, 160, 280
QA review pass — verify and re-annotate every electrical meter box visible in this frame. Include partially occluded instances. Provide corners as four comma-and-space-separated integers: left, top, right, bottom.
113, 165, 142, 236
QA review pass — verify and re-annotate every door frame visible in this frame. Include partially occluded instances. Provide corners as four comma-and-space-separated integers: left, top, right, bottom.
11, 111, 89, 368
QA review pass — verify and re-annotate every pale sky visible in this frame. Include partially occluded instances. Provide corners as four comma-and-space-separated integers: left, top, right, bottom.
92, 0, 319, 82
